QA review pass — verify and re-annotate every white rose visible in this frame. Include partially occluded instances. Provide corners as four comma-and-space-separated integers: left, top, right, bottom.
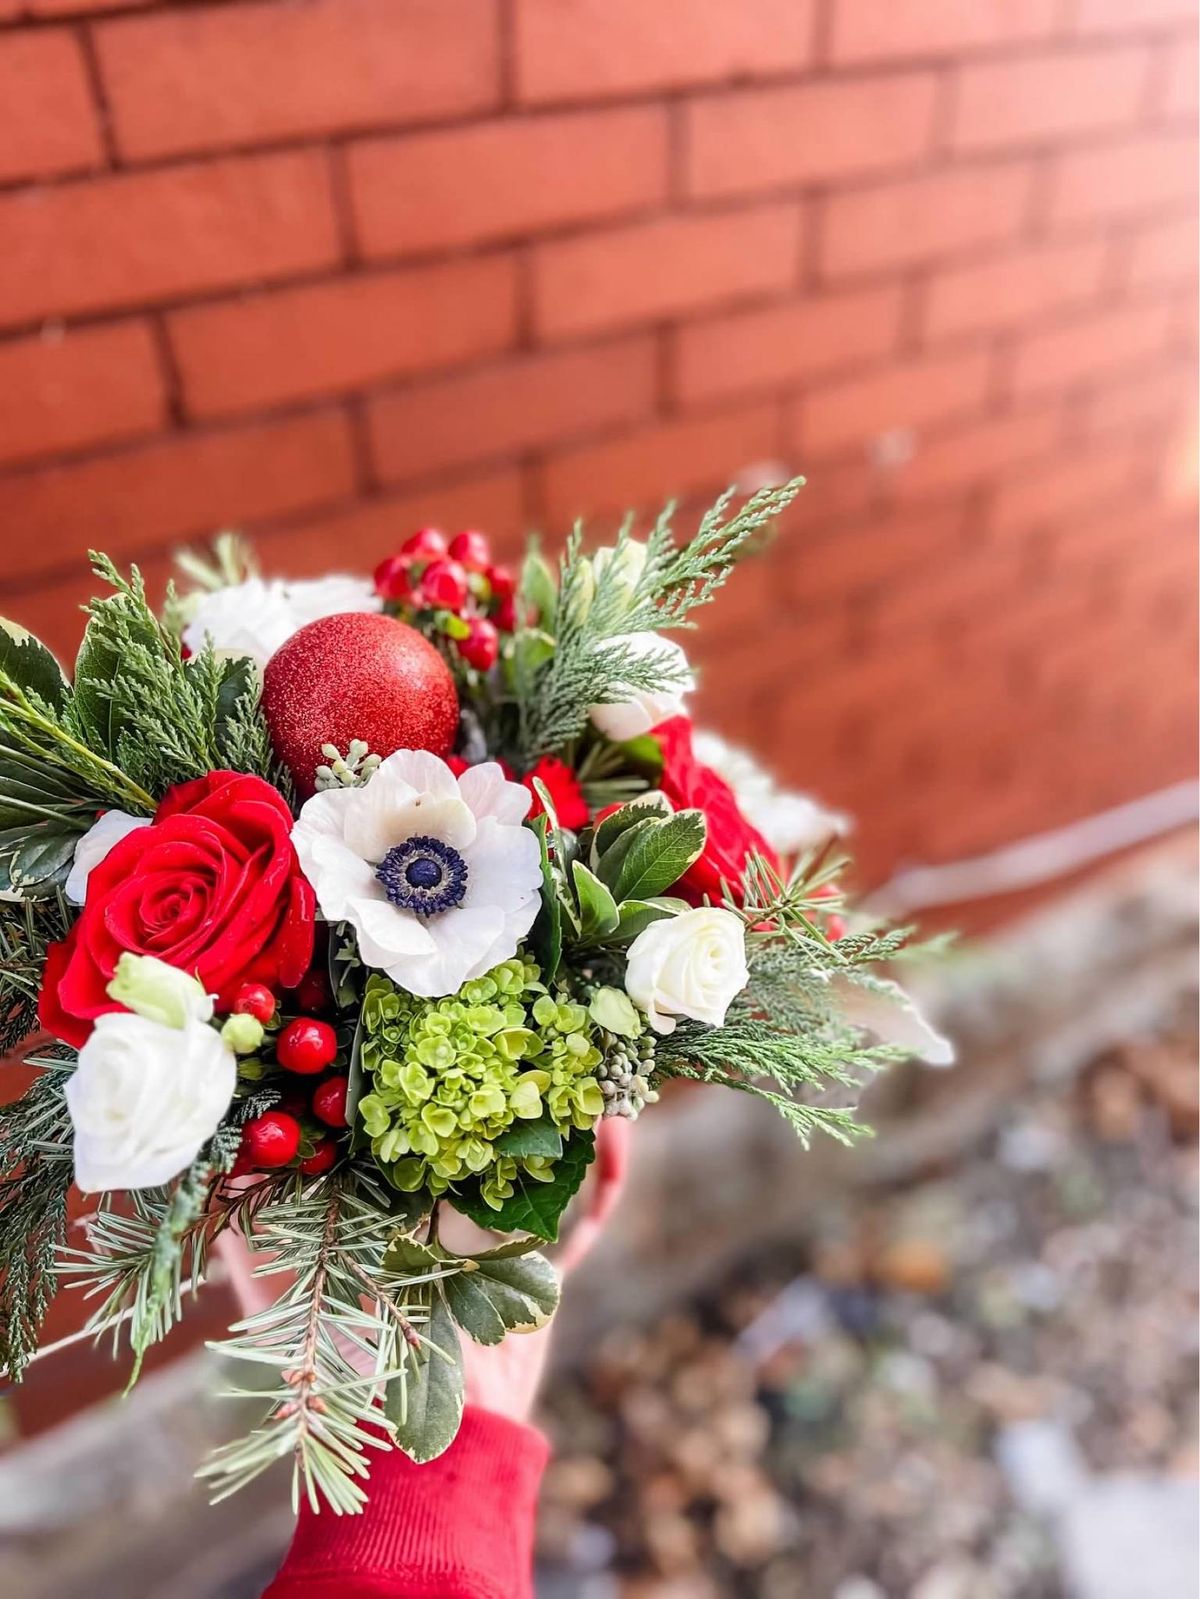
182, 574, 381, 669
589, 632, 695, 742
65, 810, 151, 904
65, 1012, 236, 1193
625, 906, 748, 1035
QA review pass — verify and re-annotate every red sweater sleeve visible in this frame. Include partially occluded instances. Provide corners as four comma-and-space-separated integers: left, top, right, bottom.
262, 1407, 549, 1599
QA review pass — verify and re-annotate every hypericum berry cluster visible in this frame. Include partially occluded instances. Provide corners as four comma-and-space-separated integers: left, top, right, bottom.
228, 973, 350, 1179
373, 527, 520, 675
357, 959, 604, 1210
595, 1032, 659, 1120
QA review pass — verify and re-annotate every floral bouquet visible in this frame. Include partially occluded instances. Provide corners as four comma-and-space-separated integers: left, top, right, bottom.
0, 481, 949, 1511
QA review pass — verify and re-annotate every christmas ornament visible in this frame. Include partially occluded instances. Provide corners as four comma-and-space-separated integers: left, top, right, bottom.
262, 612, 458, 795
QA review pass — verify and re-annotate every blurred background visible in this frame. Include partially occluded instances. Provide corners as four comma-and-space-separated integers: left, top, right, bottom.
0, 1, 1196, 1595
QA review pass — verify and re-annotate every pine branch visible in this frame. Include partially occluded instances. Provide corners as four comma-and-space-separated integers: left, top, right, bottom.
197, 1184, 459, 1514
517, 480, 803, 760
0, 1066, 74, 1377
0, 892, 71, 1052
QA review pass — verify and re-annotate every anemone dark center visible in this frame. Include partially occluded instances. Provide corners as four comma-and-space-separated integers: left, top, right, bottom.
376, 835, 468, 917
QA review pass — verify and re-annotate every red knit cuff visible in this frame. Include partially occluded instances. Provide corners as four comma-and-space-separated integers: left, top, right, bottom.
262, 1407, 549, 1599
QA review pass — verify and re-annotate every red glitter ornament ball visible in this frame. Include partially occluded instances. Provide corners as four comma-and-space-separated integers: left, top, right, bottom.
262, 612, 459, 796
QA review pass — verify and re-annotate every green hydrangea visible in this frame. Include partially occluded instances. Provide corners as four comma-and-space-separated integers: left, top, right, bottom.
357, 957, 605, 1209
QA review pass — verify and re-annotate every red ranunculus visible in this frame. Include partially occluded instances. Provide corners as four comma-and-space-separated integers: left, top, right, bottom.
39, 771, 315, 1048
653, 716, 779, 903
522, 756, 589, 832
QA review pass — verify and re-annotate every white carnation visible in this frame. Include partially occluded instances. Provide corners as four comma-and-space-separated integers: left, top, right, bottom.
625, 906, 748, 1035
182, 574, 381, 669
589, 632, 695, 743
66, 1012, 236, 1193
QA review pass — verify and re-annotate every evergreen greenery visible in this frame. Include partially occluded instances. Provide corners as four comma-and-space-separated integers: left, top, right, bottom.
516, 479, 803, 760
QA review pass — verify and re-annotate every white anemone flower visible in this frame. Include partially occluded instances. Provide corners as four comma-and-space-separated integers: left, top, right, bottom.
292, 751, 543, 998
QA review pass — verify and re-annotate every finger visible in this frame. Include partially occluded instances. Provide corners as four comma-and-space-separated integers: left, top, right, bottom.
557, 1117, 631, 1275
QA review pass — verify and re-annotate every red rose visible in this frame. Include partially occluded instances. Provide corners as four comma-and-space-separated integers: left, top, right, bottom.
653, 717, 779, 903
522, 756, 589, 832
39, 771, 315, 1048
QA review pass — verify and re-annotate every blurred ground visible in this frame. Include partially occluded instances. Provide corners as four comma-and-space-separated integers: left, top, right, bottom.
0, 841, 1195, 1599
535, 1004, 1198, 1599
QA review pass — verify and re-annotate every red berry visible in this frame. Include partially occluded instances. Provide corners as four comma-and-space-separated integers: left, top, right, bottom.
457, 615, 499, 672
400, 527, 447, 561
293, 967, 332, 1013
374, 553, 414, 602
448, 529, 491, 570
486, 564, 516, 602
312, 1076, 349, 1128
300, 1137, 339, 1176
420, 558, 469, 613
277, 1017, 338, 1074
494, 594, 519, 633
231, 982, 276, 1024
242, 1111, 301, 1169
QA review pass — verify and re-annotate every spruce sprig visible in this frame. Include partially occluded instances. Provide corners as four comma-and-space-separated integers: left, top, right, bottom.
198, 1184, 460, 1514
0, 1062, 74, 1378
0, 891, 71, 1052
518, 479, 803, 760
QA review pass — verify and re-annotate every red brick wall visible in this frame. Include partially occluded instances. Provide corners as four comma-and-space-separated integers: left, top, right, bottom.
0, 0, 1196, 885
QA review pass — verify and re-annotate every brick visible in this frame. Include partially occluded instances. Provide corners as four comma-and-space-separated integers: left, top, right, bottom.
0, 152, 339, 331
514, 0, 813, 103
533, 205, 802, 340
950, 46, 1150, 152
257, 469, 527, 571
1163, 32, 1199, 120
792, 347, 993, 456
23, 0, 154, 11
684, 74, 937, 199
0, 31, 102, 184
1126, 214, 1199, 289
1073, 0, 1196, 33
1049, 131, 1197, 226
885, 408, 1065, 503
674, 284, 903, 407
785, 502, 967, 608
368, 337, 656, 484
0, 412, 356, 580
830, 0, 1057, 64
96, 0, 499, 161
820, 162, 1033, 277
349, 108, 668, 260
1010, 302, 1175, 397
924, 241, 1108, 340
168, 256, 518, 420
1082, 362, 1195, 436
538, 402, 781, 528
989, 446, 1146, 535
0, 322, 166, 468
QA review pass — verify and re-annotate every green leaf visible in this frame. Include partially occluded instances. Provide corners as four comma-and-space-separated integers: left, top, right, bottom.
386, 1290, 464, 1463
589, 793, 673, 867
512, 628, 555, 680
0, 819, 84, 896
613, 896, 690, 943
571, 861, 620, 940
495, 1115, 564, 1160
0, 621, 68, 713
615, 733, 665, 782
520, 550, 559, 632
588, 985, 642, 1037
598, 810, 707, 904
443, 1250, 558, 1346
383, 1235, 441, 1273
453, 1130, 596, 1243
527, 814, 563, 979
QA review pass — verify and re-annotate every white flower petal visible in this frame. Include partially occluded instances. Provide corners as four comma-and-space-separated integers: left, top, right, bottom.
65, 810, 151, 905
832, 975, 954, 1067
588, 632, 694, 743
181, 574, 379, 669
347, 896, 437, 970
394, 906, 508, 996
456, 761, 532, 826
463, 816, 542, 909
